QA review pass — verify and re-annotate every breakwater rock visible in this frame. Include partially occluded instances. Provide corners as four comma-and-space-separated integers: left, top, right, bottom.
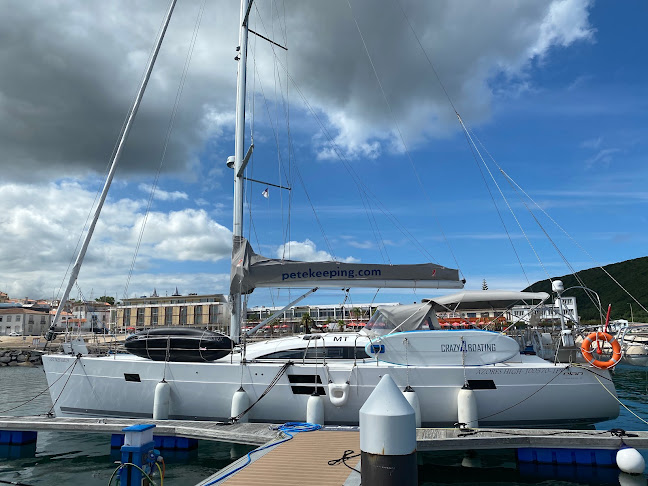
0, 349, 43, 366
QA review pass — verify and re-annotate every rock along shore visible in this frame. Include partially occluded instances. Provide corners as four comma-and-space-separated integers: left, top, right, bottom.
0, 349, 43, 367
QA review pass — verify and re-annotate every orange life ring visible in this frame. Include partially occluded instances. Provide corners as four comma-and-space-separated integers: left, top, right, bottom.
581, 332, 622, 369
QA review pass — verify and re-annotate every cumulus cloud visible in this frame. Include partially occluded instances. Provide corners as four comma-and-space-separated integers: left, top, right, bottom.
0, 0, 597, 300
277, 239, 359, 263
0, 0, 594, 181
0, 0, 239, 182
137, 209, 232, 261
138, 183, 188, 201
0, 182, 232, 299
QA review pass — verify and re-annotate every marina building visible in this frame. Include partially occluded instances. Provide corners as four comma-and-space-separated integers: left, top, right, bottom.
115, 292, 230, 333
0, 308, 51, 336
68, 301, 112, 332
511, 296, 578, 325
246, 302, 400, 328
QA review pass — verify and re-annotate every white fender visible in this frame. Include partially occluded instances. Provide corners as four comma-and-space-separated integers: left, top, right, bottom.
231, 387, 250, 423
153, 380, 171, 420
457, 385, 478, 429
402, 386, 421, 428
307, 394, 325, 425
617, 447, 645, 475
328, 382, 350, 407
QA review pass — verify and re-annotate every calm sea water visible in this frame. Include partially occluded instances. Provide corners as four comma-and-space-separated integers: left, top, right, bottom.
1, 365, 648, 485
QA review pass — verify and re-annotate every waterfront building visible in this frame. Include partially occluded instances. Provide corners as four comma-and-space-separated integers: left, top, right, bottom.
48, 309, 75, 331
115, 292, 230, 333
67, 301, 112, 332
0, 308, 51, 336
246, 302, 400, 329
511, 296, 578, 325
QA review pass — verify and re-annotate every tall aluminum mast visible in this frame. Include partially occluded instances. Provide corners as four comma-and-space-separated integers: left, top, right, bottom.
230, 0, 252, 343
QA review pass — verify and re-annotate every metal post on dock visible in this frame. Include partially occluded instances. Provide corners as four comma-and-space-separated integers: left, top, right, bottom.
359, 374, 417, 485
119, 424, 157, 486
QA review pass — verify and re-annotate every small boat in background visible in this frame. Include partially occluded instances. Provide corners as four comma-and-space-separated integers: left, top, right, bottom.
124, 327, 233, 362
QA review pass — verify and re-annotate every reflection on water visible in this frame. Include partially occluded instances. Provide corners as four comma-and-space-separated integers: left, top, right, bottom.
2, 365, 648, 485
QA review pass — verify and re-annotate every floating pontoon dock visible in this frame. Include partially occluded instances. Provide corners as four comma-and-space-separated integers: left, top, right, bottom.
2, 416, 648, 485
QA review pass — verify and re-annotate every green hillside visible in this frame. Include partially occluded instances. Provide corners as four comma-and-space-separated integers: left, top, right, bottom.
523, 256, 648, 323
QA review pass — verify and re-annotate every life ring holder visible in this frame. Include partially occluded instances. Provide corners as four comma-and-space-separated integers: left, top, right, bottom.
581, 332, 622, 369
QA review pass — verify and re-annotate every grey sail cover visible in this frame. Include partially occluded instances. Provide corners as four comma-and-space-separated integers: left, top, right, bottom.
230, 237, 464, 295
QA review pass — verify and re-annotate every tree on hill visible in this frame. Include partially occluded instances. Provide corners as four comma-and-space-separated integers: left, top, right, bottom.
96, 296, 115, 305
524, 256, 648, 323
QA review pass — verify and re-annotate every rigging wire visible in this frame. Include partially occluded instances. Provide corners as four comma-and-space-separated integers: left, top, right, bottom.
252, 0, 436, 268
249, 46, 337, 260
494, 163, 648, 316
273, 56, 444, 265
346, 0, 464, 277
458, 125, 531, 287
57, 1, 179, 305
250, 3, 301, 262
466, 130, 606, 316
393, 0, 544, 286
121, 0, 207, 299
458, 117, 551, 283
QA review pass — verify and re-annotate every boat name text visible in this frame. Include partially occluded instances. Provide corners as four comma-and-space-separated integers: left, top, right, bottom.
441, 343, 496, 353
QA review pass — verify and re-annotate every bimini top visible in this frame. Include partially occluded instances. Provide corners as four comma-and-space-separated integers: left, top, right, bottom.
363, 302, 440, 334
424, 290, 550, 312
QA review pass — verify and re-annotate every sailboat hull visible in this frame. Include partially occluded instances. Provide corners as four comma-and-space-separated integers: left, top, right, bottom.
42, 353, 618, 427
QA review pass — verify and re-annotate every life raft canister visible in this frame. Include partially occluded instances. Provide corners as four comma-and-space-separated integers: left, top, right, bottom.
580, 331, 622, 369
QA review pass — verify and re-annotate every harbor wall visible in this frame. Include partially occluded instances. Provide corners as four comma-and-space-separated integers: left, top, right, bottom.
0, 350, 43, 367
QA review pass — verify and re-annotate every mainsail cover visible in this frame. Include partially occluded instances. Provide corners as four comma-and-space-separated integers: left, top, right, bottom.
230, 237, 464, 295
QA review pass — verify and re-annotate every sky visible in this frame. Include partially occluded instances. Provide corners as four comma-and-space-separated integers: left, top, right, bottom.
0, 0, 646, 311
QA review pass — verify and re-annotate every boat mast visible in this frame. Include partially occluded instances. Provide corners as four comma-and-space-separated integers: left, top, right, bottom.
47, 0, 178, 339
230, 0, 252, 344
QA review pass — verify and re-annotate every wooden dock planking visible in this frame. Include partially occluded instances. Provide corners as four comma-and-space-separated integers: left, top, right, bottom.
3, 416, 647, 451
0, 416, 277, 445
416, 427, 648, 451
216, 431, 360, 486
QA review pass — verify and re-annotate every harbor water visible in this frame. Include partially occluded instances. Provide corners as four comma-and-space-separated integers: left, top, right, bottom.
1, 365, 648, 485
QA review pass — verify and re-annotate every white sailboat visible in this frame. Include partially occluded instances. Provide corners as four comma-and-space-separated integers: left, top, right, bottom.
42, 0, 619, 427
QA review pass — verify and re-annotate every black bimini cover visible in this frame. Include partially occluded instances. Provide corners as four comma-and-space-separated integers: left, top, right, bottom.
124, 327, 233, 362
